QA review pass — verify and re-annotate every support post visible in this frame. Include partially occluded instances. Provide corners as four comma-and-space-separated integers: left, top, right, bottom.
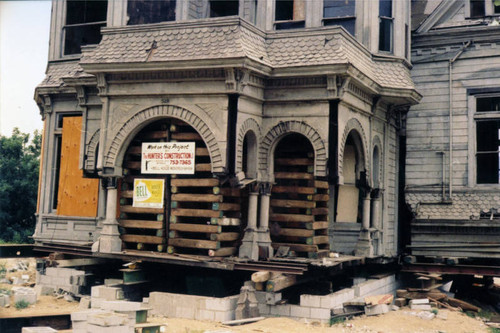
94, 177, 122, 253
239, 183, 259, 260
256, 183, 273, 259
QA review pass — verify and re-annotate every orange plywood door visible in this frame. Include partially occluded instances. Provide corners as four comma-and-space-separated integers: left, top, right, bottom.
56, 116, 99, 217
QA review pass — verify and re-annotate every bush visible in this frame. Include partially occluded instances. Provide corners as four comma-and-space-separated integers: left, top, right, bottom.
15, 300, 30, 310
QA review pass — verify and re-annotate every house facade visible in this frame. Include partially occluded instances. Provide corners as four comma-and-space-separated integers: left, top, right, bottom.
34, 0, 419, 264
407, 0, 500, 259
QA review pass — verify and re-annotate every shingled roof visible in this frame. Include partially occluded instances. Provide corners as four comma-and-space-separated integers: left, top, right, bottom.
42, 18, 416, 92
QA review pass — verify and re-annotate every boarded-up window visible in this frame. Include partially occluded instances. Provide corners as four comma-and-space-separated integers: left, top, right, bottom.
379, 0, 393, 52
127, 0, 176, 25
210, 0, 239, 17
56, 116, 99, 217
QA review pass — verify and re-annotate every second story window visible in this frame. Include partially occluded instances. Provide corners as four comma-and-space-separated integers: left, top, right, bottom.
474, 95, 500, 184
468, 0, 500, 18
379, 0, 393, 52
275, 0, 305, 30
64, 0, 107, 55
127, 0, 176, 25
210, 0, 239, 17
323, 0, 355, 35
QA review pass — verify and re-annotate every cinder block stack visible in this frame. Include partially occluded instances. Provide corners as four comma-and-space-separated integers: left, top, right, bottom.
0, 292, 10, 307
37, 267, 89, 295
71, 309, 106, 333
87, 311, 134, 333
12, 287, 37, 305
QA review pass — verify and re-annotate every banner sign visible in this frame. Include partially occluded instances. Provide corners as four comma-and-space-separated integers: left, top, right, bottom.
133, 178, 165, 209
141, 142, 195, 174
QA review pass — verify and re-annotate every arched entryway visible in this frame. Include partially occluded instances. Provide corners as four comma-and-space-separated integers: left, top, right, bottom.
269, 133, 329, 258
118, 118, 242, 257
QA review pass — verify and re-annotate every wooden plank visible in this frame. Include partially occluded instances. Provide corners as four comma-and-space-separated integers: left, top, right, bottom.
210, 232, 240, 241
195, 163, 212, 172
121, 190, 134, 198
270, 214, 314, 223
266, 274, 297, 292
448, 298, 480, 312
313, 194, 329, 202
120, 219, 163, 229
275, 158, 313, 166
307, 235, 329, 245
251, 271, 271, 283
56, 116, 99, 217
312, 207, 329, 215
271, 199, 316, 209
169, 223, 221, 233
171, 208, 223, 218
272, 186, 316, 195
172, 193, 223, 202
209, 247, 237, 257
121, 234, 164, 244
313, 180, 329, 189
171, 132, 202, 141
169, 238, 220, 250
274, 172, 313, 180
171, 178, 219, 187
138, 131, 168, 140
219, 188, 241, 197
126, 146, 141, 155
120, 205, 164, 214
124, 160, 141, 170
52, 258, 107, 267
271, 242, 318, 252
212, 202, 241, 211
196, 147, 209, 156
277, 228, 314, 237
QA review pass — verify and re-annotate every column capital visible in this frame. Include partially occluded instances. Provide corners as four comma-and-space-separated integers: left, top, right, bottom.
103, 177, 118, 189
259, 182, 272, 195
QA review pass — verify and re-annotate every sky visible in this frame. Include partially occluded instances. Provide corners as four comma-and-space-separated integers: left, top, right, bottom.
0, 1, 51, 136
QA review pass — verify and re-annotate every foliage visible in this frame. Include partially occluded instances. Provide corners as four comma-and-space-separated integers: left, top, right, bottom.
0, 262, 6, 278
0, 128, 41, 243
330, 316, 345, 326
15, 299, 30, 310
489, 328, 500, 333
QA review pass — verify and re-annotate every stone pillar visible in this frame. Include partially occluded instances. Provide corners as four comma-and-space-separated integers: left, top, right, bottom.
238, 184, 259, 260
355, 190, 373, 257
371, 189, 383, 255
362, 193, 371, 231
94, 177, 122, 253
371, 192, 381, 230
256, 183, 273, 258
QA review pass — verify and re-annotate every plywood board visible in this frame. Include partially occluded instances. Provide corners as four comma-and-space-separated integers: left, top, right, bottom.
336, 185, 359, 223
57, 116, 99, 217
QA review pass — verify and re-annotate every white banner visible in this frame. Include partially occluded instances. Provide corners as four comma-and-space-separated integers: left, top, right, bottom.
141, 142, 195, 174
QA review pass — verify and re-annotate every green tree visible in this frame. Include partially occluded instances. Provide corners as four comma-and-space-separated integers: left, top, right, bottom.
0, 128, 41, 243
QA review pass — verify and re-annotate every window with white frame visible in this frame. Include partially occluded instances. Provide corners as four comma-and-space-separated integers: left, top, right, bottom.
468, 0, 500, 18
379, 0, 393, 52
63, 0, 107, 55
474, 95, 500, 184
323, 0, 355, 35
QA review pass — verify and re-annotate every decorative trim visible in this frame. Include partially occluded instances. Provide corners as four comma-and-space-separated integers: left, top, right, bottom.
259, 121, 327, 178
236, 118, 261, 173
42, 95, 53, 115
104, 105, 223, 173
372, 135, 383, 188
266, 76, 326, 88
85, 129, 100, 172
339, 118, 369, 182
96, 73, 107, 95
347, 82, 372, 105
107, 68, 226, 82
75, 86, 86, 106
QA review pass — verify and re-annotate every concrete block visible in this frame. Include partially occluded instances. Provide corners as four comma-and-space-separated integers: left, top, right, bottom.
105, 278, 123, 286
300, 294, 321, 308
70, 274, 86, 286
206, 297, 232, 311
34, 285, 54, 297
175, 306, 195, 319
270, 304, 290, 316
265, 292, 282, 305
257, 304, 270, 315
91, 285, 103, 298
0, 294, 10, 307
79, 296, 91, 309
44, 267, 59, 277
418, 311, 435, 320
71, 309, 106, 322
35, 272, 41, 284
310, 307, 331, 320
196, 309, 215, 321
436, 311, 448, 320
409, 299, 429, 305
213, 310, 234, 322
394, 298, 407, 307
365, 304, 389, 316
39, 275, 53, 285
320, 288, 355, 309
98, 286, 124, 301
254, 291, 266, 304
51, 276, 72, 287
290, 305, 311, 318
100, 301, 144, 312
410, 304, 432, 311
86, 323, 134, 333
390, 305, 400, 311
14, 289, 37, 305
88, 312, 129, 327
24, 326, 56, 333
58, 285, 81, 295
353, 277, 367, 285
91, 297, 105, 309
72, 321, 87, 330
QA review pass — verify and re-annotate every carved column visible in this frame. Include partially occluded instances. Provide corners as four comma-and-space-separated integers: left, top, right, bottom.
362, 193, 371, 231
94, 177, 122, 253
256, 182, 273, 258
238, 183, 259, 260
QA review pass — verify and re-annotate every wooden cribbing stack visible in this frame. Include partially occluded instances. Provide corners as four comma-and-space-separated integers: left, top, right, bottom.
118, 119, 242, 257
270, 145, 330, 258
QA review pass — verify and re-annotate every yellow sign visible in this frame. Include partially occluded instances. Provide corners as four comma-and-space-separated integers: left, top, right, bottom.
132, 178, 165, 209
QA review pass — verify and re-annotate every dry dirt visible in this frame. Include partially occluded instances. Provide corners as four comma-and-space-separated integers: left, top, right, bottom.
0, 258, 492, 332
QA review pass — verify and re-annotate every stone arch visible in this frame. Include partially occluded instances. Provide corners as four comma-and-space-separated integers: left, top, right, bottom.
260, 121, 327, 178
85, 129, 100, 171
236, 118, 261, 177
339, 118, 368, 183
372, 135, 383, 188
105, 105, 223, 173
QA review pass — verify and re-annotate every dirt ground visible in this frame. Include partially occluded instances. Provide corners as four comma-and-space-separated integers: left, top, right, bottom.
0, 258, 493, 332
149, 309, 490, 333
